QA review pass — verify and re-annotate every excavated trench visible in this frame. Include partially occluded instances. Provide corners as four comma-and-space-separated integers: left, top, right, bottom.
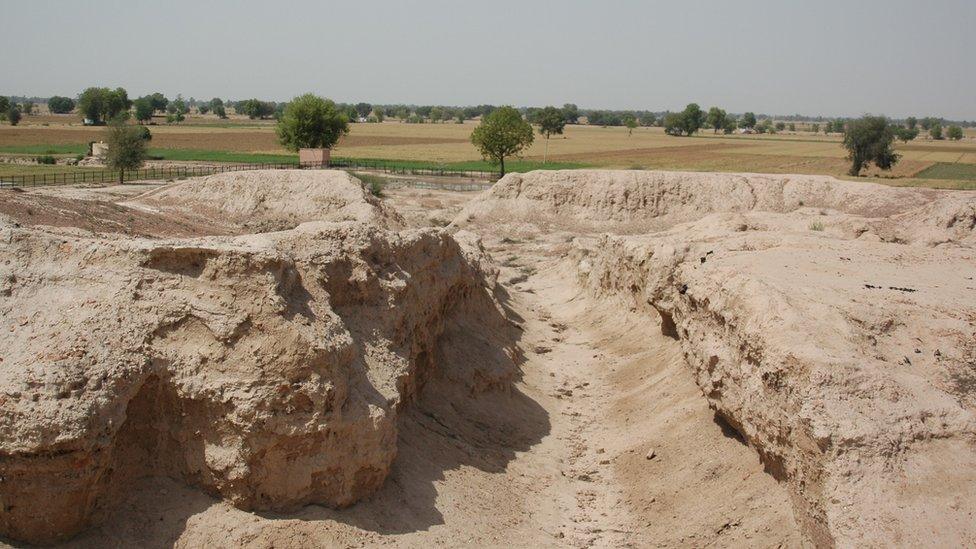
2, 170, 975, 547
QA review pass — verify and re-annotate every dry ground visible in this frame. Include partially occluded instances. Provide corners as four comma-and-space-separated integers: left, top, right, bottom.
0, 180, 804, 548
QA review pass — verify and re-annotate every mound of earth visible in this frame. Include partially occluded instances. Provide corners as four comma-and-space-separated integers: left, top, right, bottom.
456, 169, 976, 245
0, 175, 516, 544
127, 170, 404, 233
459, 170, 976, 547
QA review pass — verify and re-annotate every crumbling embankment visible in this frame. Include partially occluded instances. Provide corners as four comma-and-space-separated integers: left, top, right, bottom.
0, 171, 518, 545
458, 170, 976, 547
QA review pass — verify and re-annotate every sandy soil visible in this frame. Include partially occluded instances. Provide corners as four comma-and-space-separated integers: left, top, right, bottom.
9, 169, 972, 547
48, 235, 800, 549
0, 176, 802, 548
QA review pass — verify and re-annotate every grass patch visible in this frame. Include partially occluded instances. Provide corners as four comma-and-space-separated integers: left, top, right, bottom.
147, 149, 298, 164
0, 144, 87, 155
348, 171, 386, 197
914, 162, 976, 181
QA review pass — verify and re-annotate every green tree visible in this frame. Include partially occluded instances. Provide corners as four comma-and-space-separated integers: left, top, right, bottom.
842, 115, 900, 176
149, 93, 168, 113
930, 123, 943, 140
210, 98, 227, 119
740, 112, 757, 129
679, 103, 705, 135
624, 114, 638, 136
946, 125, 964, 140
20, 102, 34, 116
811, 123, 820, 133
665, 104, 706, 136
663, 112, 684, 136
906, 116, 917, 130
166, 96, 187, 123
893, 127, 919, 142
133, 97, 154, 123
706, 107, 726, 133
0, 97, 8, 119
722, 113, 738, 134
788, 122, 796, 132
7, 105, 21, 126
355, 102, 372, 119
562, 103, 579, 124
197, 103, 211, 115
775, 121, 786, 131
276, 93, 350, 152
641, 113, 657, 127
48, 96, 75, 114
535, 106, 566, 163
470, 106, 534, 177
78, 87, 130, 125
429, 106, 444, 123
104, 118, 148, 184
240, 98, 275, 119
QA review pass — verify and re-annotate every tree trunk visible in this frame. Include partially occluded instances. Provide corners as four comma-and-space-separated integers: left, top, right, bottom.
544, 137, 549, 164
499, 156, 505, 177
118, 169, 124, 185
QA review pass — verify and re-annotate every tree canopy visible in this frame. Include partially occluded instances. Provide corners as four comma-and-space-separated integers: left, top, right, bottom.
535, 106, 566, 163
104, 119, 148, 183
842, 116, 900, 176
148, 93, 168, 113
47, 96, 75, 114
6, 105, 21, 126
663, 103, 706, 136
740, 112, 757, 129
562, 103, 579, 124
470, 106, 534, 176
276, 93, 350, 151
78, 87, 130, 125
706, 107, 727, 133
946, 125, 964, 140
239, 98, 276, 119
133, 97, 154, 123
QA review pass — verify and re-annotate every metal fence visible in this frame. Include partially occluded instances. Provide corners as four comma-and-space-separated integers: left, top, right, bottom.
0, 158, 498, 188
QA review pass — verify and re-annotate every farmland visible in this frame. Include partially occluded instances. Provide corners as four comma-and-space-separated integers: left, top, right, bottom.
2, 113, 976, 188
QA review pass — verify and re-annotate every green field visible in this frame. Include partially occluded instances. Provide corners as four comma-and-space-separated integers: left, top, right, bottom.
915, 162, 976, 181
1, 114, 974, 188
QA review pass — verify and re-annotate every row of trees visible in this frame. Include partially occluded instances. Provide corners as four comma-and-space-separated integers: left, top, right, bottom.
12, 88, 975, 140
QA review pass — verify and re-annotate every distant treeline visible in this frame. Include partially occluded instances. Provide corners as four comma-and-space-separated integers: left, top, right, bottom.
3, 92, 974, 128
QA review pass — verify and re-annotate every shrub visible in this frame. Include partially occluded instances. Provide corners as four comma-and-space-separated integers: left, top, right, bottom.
946, 125, 964, 141
35, 155, 56, 165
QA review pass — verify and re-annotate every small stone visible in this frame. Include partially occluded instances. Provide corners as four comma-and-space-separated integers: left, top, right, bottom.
645, 448, 656, 460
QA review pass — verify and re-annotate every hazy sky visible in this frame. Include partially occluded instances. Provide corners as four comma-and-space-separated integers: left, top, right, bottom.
3, 0, 974, 119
